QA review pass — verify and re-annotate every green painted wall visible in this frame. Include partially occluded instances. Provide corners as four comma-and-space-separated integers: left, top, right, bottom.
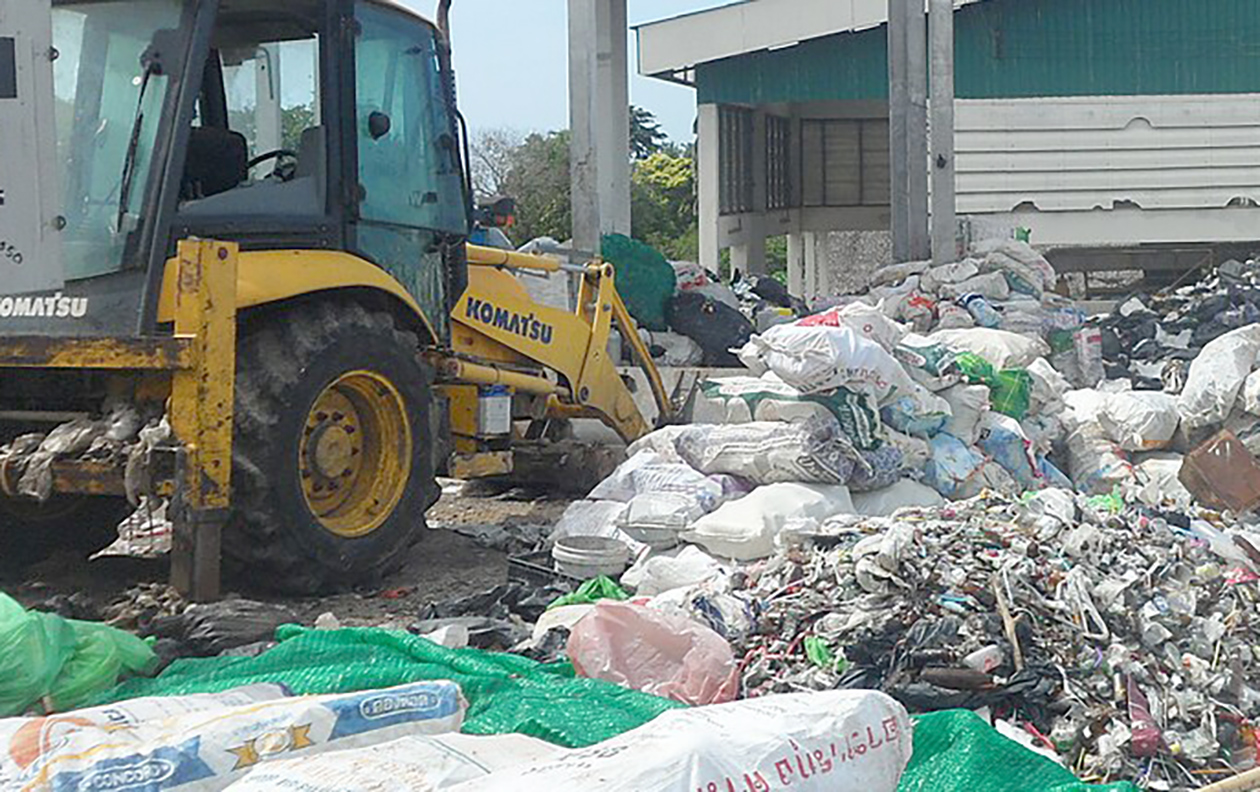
696, 0, 1260, 105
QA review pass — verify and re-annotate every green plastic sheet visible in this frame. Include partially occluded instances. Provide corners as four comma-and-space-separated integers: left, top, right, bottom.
601, 233, 677, 331
0, 593, 155, 715
954, 352, 1033, 420
97, 625, 681, 748
548, 576, 629, 610
900, 710, 1138, 792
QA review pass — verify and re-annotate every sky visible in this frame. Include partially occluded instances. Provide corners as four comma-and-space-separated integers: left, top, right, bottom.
401, 1, 718, 145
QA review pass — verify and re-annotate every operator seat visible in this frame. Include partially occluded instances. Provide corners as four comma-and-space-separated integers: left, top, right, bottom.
181, 126, 248, 200
179, 125, 325, 216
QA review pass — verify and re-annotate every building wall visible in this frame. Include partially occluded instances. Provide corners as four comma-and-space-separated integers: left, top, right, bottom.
954, 93, 1260, 246
956, 94, 1260, 214
696, 0, 1260, 105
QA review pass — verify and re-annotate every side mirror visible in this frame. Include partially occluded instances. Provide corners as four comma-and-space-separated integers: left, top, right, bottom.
368, 111, 391, 140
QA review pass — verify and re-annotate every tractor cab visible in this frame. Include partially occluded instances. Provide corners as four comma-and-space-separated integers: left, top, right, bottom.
0, 0, 470, 339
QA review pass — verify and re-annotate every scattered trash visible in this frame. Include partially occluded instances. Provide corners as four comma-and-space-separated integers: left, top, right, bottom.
1179, 429, 1260, 513
682, 482, 855, 561
620, 544, 727, 596
141, 598, 298, 660
547, 575, 628, 610
314, 612, 341, 630
552, 535, 631, 579
93, 496, 173, 559
728, 486, 1260, 787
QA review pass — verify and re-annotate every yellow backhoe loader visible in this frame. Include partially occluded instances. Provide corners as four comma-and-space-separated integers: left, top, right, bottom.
0, 0, 672, 597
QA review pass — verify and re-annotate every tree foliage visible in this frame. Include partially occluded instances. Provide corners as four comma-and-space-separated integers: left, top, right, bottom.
469, 128, 524, 199
630, 106, 669, 160
472, 107, 697, 258
499, 130, 573, 243
281, 104, 316, 152
631, 151, 697, 261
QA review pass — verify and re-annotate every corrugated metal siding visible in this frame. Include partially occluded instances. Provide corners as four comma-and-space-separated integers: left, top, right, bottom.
954, 94, 1260, 213
697, 0, 1260, 105
697, 27, 889, 105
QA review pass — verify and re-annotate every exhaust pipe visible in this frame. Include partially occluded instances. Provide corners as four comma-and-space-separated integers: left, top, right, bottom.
437, 0, 452, 43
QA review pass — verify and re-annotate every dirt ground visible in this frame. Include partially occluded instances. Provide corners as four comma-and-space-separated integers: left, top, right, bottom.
0, 480, 572, 629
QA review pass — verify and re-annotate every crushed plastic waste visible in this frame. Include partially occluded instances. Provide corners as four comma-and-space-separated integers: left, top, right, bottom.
517, 241, 1260, 789
728, 488, 1260, 788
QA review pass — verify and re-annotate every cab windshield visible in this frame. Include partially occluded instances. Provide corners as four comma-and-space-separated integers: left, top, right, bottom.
53, 0, 184, 280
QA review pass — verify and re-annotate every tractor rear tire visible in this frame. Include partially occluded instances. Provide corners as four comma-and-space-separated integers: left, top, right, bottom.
227, 299, 438, 594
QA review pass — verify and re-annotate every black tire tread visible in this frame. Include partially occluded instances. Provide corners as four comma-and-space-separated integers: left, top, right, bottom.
225, 299, 437, 593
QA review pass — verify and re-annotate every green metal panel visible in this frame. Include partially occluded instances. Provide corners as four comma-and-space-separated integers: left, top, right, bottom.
696, 0, 1260, 105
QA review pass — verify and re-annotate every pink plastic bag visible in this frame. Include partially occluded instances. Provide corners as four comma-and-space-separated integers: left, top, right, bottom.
567, 601, 739, 706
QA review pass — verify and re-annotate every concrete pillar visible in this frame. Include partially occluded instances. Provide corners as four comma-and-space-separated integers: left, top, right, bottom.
803, 231, 819, 297
596, 0, 630, 237
730, 236, 766, 278
907, 1, 930, 261
745, 110, 769, 276
930, 0, 957, 264
787, 232, 806, 295
697, 103, 721, 272
254, 45, 282, 153
568, 0, 630, 255
887, 0, 910, 263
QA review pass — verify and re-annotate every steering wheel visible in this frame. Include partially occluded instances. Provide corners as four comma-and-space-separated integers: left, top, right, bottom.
247, 148, 299, 182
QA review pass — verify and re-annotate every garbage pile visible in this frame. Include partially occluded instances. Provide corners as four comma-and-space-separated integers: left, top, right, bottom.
735, 488, 1260, 787
522, 242, 1260, 789
1096, 258, 1260, 392
11, 241, 1260, 790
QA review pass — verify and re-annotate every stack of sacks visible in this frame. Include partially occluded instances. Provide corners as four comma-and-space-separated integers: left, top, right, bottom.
562, 240, 1260, 584
819, 239, 1102, 389
725, 317, 1080, 501
680, 290, 1091, 520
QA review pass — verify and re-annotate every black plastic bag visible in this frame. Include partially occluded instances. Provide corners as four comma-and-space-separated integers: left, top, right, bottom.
666, 291, 754, 368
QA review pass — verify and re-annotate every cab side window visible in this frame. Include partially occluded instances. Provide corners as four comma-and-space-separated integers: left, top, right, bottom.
354, 6, 463, 234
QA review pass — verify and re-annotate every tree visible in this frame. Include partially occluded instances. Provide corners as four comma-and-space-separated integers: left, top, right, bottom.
630, 106, 669, 160
500, 130, 572, 244
631, 151, 697, 261
475, 106, 698, 254
281, 104, 316, 152
469, 127, 524, 200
